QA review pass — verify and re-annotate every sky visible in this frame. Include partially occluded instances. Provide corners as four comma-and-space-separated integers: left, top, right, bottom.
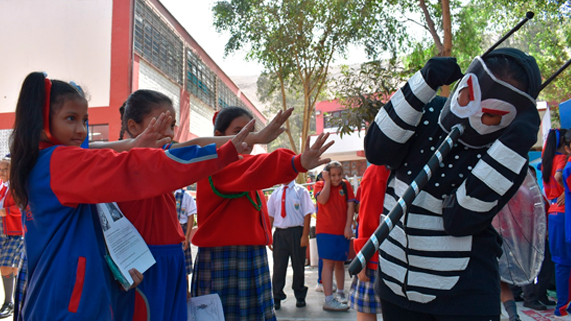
159, 0, 370, 77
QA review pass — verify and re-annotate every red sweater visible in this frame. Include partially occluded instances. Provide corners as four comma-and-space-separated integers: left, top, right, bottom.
193, 149, 306, 247
2, 185, 23, 236
353, 165, 390, 270
116, 141, 239, 245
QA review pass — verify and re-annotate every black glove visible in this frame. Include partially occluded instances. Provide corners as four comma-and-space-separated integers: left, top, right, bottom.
420, 57, 463, 90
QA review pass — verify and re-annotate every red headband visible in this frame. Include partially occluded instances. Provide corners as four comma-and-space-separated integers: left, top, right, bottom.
42, 76, 60, 144
212, 111, 220, 125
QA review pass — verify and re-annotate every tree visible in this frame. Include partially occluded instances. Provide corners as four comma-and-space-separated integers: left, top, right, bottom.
256, 72, 317, 152
213, 0, 403, 154
330, 59, 405, 136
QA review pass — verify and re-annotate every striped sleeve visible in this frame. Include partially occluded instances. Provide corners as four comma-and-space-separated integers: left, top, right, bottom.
442, 117, 538, 236
365, 71, 437, 168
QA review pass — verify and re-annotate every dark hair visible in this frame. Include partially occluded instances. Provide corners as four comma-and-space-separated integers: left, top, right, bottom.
483, 55, 529, 94
542, 128, 570, 184
9, 72, 85, 207
213, 106, 253, 135
119, 89, 172, 140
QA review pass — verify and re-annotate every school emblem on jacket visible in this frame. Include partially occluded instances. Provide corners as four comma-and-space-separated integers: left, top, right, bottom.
339, 190, 345, 196
294, 203, 300, 210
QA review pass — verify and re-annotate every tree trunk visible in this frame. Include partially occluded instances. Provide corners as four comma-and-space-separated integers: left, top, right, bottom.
440, 0, 453, 97
278, 73, 298, 154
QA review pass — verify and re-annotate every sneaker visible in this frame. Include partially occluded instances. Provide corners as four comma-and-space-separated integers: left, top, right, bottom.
322, 298, 349, 312
336, 291, 348, 304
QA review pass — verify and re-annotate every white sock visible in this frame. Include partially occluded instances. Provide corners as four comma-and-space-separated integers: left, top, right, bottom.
325, 295, 334, 302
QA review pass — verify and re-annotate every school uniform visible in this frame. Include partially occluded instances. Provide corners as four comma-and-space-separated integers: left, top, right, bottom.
192, 149, 307, 321
557, 155, 571, 316
174, 188, 197, 275
267, 181, 314, 303
314, 179, 356, 262
349, 165, 389, 314
0, 182, 24, 268
22, 141, 238, 321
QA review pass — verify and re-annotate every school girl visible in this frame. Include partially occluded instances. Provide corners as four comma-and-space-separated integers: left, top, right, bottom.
9, 72, 249, 321
314, 161, 356, 312
118, 90, 293, 321
349, 164, 390, 321
552, 129, 571, 317
0, 155, 23, 319
191, 106, 333, 321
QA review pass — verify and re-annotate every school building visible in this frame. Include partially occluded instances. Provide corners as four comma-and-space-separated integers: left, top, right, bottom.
0, 0, 266, 157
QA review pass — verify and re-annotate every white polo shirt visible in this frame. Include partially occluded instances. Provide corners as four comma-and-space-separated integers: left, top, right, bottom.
267, 180, 314, 229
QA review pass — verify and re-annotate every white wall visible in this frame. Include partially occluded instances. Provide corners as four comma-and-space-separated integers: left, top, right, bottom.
138, 60, 181, 124
189, 96, 214, 138
0, 0, 113, 113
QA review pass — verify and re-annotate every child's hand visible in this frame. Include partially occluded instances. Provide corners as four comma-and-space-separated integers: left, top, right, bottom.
132, 111, 173, 148
300, 235, 309, 248
127, 268, 144, 290
357, 268, 370, 282
300, 133, 334, 170
321, 170, 330, 183
231, 119, 255, 156
0, 209, 5, 217
344, 225, 353, 239
253, 108, 294, 144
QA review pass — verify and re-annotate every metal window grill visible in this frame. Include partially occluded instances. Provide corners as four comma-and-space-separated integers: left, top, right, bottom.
134, 0, 183, 85
186, 49, 216, 107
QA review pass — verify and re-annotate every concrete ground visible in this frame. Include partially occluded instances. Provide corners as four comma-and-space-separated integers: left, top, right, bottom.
1, 244, 565, 321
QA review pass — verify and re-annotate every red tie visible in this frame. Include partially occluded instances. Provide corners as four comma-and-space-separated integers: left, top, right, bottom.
281, 186, 288, 218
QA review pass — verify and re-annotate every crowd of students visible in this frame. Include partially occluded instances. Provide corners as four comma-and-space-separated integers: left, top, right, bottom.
1, 44, 564, 321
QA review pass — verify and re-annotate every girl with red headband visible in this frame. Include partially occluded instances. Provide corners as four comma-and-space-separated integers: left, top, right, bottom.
191, 106, 333, 321
544, 128, 571, 316
117, 90, 295, 321
9, 72, 251, 320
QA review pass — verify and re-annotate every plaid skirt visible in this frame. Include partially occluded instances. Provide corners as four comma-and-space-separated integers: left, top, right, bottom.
349, 267, 382, 314
0, 235, 24, 267
180, 223, 193, 275
191, 245, 276, 321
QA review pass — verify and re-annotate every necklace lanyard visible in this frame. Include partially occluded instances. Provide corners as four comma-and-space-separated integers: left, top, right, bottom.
208, 176, 262, 211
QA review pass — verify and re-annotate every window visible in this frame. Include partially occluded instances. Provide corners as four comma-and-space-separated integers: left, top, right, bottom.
187, 49, 216, 107
134, 0, 183, 85
217, 80, 247, 110
89, 124, 109, 142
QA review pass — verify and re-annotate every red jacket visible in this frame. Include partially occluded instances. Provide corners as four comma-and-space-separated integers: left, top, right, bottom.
2, 185, 23, 236
353, 165, 390, 270
193, 149, 306, 247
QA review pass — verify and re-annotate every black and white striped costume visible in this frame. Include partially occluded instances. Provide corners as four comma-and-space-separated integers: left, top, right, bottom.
365, 52, 540, 317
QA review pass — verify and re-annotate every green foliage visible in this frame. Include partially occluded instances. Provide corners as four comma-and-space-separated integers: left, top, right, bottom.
330, 59, 405, 136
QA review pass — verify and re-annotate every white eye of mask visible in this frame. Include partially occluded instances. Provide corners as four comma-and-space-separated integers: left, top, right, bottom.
469, 99, 517, 135
450, 73, 481, 118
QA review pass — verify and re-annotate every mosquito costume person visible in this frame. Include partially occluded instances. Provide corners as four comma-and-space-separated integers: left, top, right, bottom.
364, 48, 542, 320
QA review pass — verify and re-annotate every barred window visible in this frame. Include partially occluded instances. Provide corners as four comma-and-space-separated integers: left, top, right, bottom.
217, 80, 247, 109
187, 50, 216, 107
134, 0, 183, 85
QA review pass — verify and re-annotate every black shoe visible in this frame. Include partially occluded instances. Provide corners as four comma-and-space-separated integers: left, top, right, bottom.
514, 294, 524, 302
0, 302, 13, 319
523, 300, 547, 310
274, 300, 281, 310
538, 296, 557, 306
296, 299, 306, 308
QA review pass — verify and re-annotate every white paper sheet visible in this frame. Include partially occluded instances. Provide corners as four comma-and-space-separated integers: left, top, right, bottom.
188, 294, 225, 321
96, 202, 155, 290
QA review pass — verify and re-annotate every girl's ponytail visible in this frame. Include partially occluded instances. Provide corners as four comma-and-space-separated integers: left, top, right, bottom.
9, 72, 47, 207
9, 72, 84, 207
542, 128, 567, 184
